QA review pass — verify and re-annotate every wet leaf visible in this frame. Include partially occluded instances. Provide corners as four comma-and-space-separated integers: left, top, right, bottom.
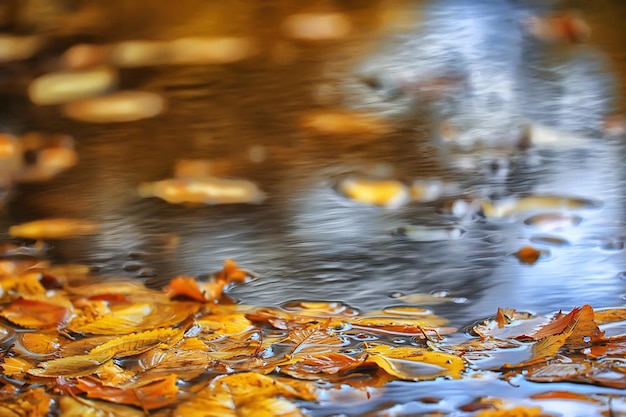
356, 344, 465, 381
473, 405, 551, 417
335, 177, 409, 209
0, 298, 70, 329
281, 352, 358, 380
173, 372, 317, 417
58, 395, 146, 417
287, 323, 345, 355
2, 356, 34, 377
513, 246, 546, 265
89, 327, 186, 359
0, 388, 51, 417
71, 374, 179, 410
27, 353, 111, 378
8, 218, 99, 239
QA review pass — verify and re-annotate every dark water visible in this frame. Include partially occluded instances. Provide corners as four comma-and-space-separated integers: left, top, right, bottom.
0, 1, 625, 413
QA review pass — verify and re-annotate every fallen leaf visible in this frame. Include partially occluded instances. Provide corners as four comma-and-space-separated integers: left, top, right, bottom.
89, 327, 185, 359
0, 298, 69, 329
71, 374, 179, 410
173, 372, 316, 417
8, 218, 99, 239
354, 344, 465, 381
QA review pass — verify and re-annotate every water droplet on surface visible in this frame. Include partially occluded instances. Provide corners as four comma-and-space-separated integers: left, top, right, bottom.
453, 297, 468, 304
583, 336, 592, 343
389, 291, 405, 298
392, 337, 406, 344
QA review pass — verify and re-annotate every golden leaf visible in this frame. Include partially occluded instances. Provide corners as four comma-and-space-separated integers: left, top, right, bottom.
0, 388, 51, 417
58, 396, 146, 417
357, 344, 465, 381
27, 353, 111, 378
474, 405, 551, 417
67, 301, 198, 335
95, 360, 135, 386
593, 307, 626, 325
287, 323, 345, 355
8, 218, 99, 239
89, 327, 185, 359
197, 312, 254, 340
2, 356, 34, 377
173, 372, 317, 417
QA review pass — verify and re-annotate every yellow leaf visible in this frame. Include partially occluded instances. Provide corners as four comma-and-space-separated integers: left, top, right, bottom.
358, 344, 465, 381
27, 353, 111, 378
89, 327, 185, 359
287, 323, 345, 355
474, 405, 552, 417
0, 388, 51, 417
8, 218, 99, 239
58, 396, 146, 417
173, 372, 316, 417
197, 312, 254, 340
2, 356, 34, 376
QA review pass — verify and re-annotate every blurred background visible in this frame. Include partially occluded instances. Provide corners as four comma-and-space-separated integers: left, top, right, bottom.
0, 0, 625, 329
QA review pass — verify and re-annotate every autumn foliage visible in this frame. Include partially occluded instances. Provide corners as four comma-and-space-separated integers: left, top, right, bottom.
0, 258, 623, 416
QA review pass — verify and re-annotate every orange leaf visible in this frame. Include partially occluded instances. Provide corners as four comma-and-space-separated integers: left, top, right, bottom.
0, 298, 69, 329
214, 258, 248, 283
165, 276, 207, 302
73, 374, 179, 410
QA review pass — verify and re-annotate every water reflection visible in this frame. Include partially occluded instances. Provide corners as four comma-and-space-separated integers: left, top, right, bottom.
0, 0, 624, 348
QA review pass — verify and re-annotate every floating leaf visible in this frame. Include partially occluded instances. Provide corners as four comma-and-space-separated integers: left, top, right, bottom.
355, 344, 465, 381
335, 177, 409, 209
287, 323, 345, 355
71, 374, 179, 410
138, 348, 213, 380
473, 405, 550, 417
8, 218, 99, 239
173, 372, 316, 417
89, 327, 185, 359
0, 298, 69, 329
28, 353, 111, 378
58, 395, 146, 417
281, 352, 358, 380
